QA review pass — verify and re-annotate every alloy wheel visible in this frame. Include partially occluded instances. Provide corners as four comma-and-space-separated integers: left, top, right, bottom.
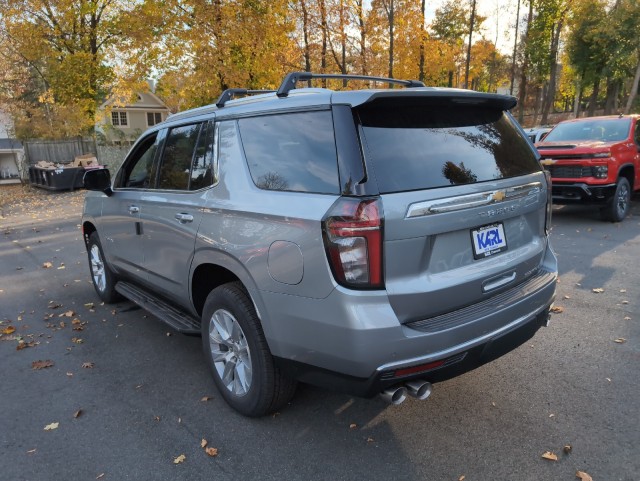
208, 308, 252, 396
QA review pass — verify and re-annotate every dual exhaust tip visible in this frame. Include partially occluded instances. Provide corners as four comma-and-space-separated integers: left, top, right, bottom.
380, 380, 433, 405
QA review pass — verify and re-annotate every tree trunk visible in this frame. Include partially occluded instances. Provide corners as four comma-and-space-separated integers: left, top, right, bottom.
320, 0, 328, 87
464, 0, 477, 89
387, 0, 395, 85
517, 0, 534, 123
604, 78, 619, 115
356, 0, 367, 77
301, 0, 312, 85
419, 0, 426, 82
587, 78, 600, 116
510, 0, 521, 95
541, 17, 564, 125
624, 55, 640, 114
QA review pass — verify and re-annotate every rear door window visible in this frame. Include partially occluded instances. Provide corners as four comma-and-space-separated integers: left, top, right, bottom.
357, 103, 540, 193
238, 111, 339, 194
157, 124, 202, 190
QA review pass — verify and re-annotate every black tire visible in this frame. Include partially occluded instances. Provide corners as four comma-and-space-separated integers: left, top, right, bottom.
87, 232, 121, 303
601, 177, 631, 222
201, 282, 297, 417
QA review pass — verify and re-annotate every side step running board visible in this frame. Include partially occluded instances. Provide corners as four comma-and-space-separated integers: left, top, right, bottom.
115, 282, 201, 335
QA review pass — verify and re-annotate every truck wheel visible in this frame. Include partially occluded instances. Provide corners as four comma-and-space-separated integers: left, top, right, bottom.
601, 177, 631, 222
87, 232, 121, 303
201, 282, 297, 417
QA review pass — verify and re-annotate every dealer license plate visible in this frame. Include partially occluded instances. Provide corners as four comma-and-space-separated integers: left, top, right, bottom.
471, 223, 508, 259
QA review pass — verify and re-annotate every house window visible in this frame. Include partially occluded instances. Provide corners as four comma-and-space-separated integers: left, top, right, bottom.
147, 112, 163, 126
111, 111, 128, 126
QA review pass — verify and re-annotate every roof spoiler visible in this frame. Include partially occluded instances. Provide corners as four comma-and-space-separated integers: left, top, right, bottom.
357, 90, 518, 111
276, 72, 425, 98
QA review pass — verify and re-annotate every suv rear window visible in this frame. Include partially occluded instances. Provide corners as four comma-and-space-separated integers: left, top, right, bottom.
357, 103, 540, 193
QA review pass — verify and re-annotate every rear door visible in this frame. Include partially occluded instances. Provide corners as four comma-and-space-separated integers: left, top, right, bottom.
140, 121, 215, 305
356, 99, 548, 323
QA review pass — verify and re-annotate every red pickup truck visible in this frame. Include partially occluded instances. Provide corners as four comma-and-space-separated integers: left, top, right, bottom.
536, 115, 640, 222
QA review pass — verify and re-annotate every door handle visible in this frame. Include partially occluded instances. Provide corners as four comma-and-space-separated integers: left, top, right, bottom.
175, 213, 194, 223
128, 205, 140, 214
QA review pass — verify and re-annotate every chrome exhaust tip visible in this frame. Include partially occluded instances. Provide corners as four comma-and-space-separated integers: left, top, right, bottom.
405, 380, 433, 400
380, 386, 408, 405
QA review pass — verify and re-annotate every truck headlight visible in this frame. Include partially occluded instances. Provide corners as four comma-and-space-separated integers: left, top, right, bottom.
592, 165, 608, 179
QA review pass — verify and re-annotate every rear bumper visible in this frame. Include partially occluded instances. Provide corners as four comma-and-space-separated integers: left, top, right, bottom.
551, 182, 616, 204
274, 306, 551, 397
260, 248, 557, 397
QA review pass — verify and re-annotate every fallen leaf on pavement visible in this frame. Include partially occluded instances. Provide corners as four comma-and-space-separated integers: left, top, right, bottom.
614, 338, 626, 344
71, 337, 83, 344
541, 451, 558, 461
619, 289, 627, 293
550, 306, 564, 313
205, 447, 218, 457
564, 444, 572, 454
60, 310, 75, 318
624, 316, 631, 320
201, 439, 208, 448
576, 471, 593, 481
82, 362, 94, 369
74, 409, 82, 418
200, 396, 213, 402
26, 449, 36, 454
1, 326, 16, 335
44, 422, 59, 431
84, 303, 95, 309
42, 262, 53, 269
32, 360, 54, 370
458, 477, 465, 481
349, 423, 357, 429
592, 288, 604, 293
173, 454, 186, 464
96, 474, 105, 480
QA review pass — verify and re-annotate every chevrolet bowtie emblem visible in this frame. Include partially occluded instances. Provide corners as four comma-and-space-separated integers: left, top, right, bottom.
492, 190, 506, 202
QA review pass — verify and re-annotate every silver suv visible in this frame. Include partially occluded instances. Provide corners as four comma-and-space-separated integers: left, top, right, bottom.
82, 72, 557, 416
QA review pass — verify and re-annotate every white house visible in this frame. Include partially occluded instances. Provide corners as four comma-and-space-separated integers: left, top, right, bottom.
96, 91, 170, 145
0, 109, 23, 184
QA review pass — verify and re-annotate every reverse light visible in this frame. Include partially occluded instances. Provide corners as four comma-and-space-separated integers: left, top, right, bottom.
322, 197, 384, 289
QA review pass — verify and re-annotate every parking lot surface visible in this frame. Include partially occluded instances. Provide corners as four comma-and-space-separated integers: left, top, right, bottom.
1, 185, 638, 481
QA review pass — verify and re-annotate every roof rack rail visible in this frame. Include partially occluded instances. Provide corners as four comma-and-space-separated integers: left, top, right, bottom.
276, 72, 425, 98
216, 88, 276, 108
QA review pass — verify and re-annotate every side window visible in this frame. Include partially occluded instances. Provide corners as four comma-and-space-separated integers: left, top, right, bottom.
120, 134, 158, 188
237, 111, 339, 194
190, 122, 216, 190
157, 124, 201, 190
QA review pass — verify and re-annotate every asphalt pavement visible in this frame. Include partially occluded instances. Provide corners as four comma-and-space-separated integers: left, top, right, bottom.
1, 185, 638, 481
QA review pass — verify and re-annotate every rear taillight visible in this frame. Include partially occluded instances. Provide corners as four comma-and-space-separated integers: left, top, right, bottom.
544, 170, 552, 234
322, 197, 384, 289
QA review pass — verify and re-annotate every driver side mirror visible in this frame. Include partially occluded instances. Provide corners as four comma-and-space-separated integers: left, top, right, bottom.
83, 168, 113, 196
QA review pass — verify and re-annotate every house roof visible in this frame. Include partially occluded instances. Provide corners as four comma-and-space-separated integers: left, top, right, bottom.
0, 138, 22, 151
100, 91, 169, 111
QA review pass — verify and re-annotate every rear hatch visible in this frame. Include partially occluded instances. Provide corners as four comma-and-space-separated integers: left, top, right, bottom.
355, 96, 549, 324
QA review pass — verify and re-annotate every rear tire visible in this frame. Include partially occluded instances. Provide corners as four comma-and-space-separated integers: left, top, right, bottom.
601, 177, 631, 222
87, 232, 121, 303
201, 282, 297, 417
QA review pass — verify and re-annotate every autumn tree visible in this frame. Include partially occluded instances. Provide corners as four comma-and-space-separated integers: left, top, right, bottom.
0, 0, 152, 138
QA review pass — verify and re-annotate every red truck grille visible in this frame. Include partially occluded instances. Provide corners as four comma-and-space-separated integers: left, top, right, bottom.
544, 165, 594, 178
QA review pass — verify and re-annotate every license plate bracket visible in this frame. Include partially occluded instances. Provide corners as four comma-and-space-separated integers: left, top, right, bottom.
471, 223, 508, 259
